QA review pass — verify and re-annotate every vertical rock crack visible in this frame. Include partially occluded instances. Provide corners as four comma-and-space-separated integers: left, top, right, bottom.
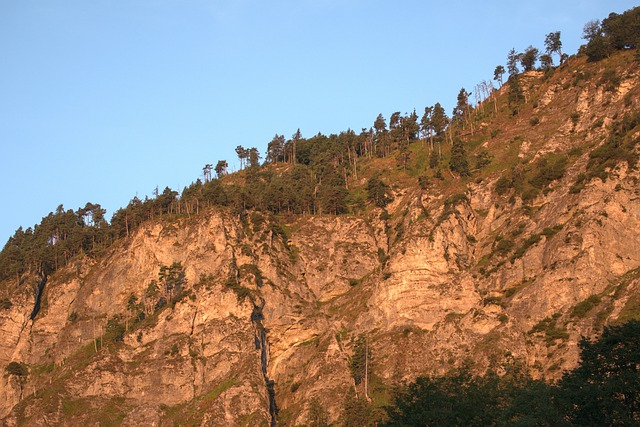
251, 303, 278, 426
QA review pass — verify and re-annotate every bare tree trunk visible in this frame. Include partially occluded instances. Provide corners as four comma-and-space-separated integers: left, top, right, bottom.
352, 148, 358, 180
364, 337, 371, 402
293, 139, 296, 164
93, 316, 98, 353
353, 377, 359, 399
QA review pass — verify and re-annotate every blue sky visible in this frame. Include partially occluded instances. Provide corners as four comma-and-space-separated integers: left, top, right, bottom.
0, 1, 637, 245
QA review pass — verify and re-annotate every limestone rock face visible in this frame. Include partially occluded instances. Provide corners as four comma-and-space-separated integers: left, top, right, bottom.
2, 161, 639, 425
1, 53, 640, 426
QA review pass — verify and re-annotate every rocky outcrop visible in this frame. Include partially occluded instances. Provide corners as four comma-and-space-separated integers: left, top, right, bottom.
1, 52, 640, 426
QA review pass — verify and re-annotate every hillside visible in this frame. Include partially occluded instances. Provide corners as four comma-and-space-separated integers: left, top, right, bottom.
1, 36, 640, 426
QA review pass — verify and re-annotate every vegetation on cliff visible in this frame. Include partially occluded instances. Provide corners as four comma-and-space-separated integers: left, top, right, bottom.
2, 7, 639, 287
383, 320, 640, 426
1, 6, 640, 426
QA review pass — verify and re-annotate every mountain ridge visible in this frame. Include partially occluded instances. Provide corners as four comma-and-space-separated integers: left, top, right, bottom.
1, 26, 640, 426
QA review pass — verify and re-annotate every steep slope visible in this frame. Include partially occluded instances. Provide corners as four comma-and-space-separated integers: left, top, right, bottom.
1, 50, 639, 425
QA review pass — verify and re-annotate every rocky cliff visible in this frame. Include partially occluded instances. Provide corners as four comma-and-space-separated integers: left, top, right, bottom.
1, 51, 640, 426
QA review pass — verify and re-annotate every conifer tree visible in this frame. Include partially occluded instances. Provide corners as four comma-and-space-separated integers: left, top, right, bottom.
507, 48, 520, 77
544, 31, 563, 64
493, 65, 505, 87
431, 103, 448, 136
373, 114, 388, 157
420, 106, 433, 146
453, 88, 471, 126
214, 160, 228, 178
235, 145, 248, 170
449, 139, 470, 176
266, 134, 284, 163
520, 46, 539, 71
291, 128, 302, 164
248, 147, 261, 168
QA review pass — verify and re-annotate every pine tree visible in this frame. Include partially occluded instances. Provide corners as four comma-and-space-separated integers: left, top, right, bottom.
544, 31, 563, 64
508, 76, 524, 114
493, 65, 505, 87
214, 160, 228, 178
520, 46, 539, 71
266, 134, 285, 163
420, 106, 433, 147
507, 48, 520, 77
449, 139, 470, 176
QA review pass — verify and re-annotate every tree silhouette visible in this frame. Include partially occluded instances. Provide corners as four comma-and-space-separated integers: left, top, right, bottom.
545, 31, 563, 64
214, 160, 228, 178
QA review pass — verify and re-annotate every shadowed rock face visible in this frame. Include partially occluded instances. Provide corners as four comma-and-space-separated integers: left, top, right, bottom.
29, 275, 46, 321
1, 52, 640, 426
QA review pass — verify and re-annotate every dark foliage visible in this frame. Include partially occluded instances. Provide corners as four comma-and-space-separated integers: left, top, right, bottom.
582, 7, 640, 62
529, 155, 568, 189
348, 334, 370, 385
5, 361, 27, 377
449, 139, 470, 176
572, 111, 640, 191
341, 391, 378, 427
383, 320, 640, 426
495, 176, 512, 195
366, 176, 393, 208
105, 316, 125, 343
560, 321, 640, 425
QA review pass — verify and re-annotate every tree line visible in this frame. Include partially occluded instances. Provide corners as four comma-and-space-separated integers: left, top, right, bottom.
581, 7, 640, 62
334, 320, 640, 426
0, 203, 109, 283
493, 6, 639, 115
2, 7, 638, 286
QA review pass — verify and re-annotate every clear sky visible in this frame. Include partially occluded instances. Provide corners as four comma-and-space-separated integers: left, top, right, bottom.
0, 1, 637, 245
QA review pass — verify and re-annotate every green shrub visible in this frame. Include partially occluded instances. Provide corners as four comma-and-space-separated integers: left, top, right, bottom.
225, 276, 252, 301
418, 176, 430, 190
504, 287, 518, 298
250, 212, 265, 230
541, 225, 563, 237
599, 68, 621, 92
530, 315, 569, 343
495, 239, 515, 255
474, 150, 493, 169
240, 264, 264, 287
5, 361, 27, 377
483, 296, 504, 307
582, 112, 640, 183
521, 188, 539, 204
512, 234, 541, 260
0, 298, 12, 310
495, 176, 511, 195
510, 223, 527, 237
571, 295, 602, 318
378, 248, 389, 265
437, 194, 469, 224
529, 155, 568, 189
105, 316, 125, 342
571, 112, 580, 126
